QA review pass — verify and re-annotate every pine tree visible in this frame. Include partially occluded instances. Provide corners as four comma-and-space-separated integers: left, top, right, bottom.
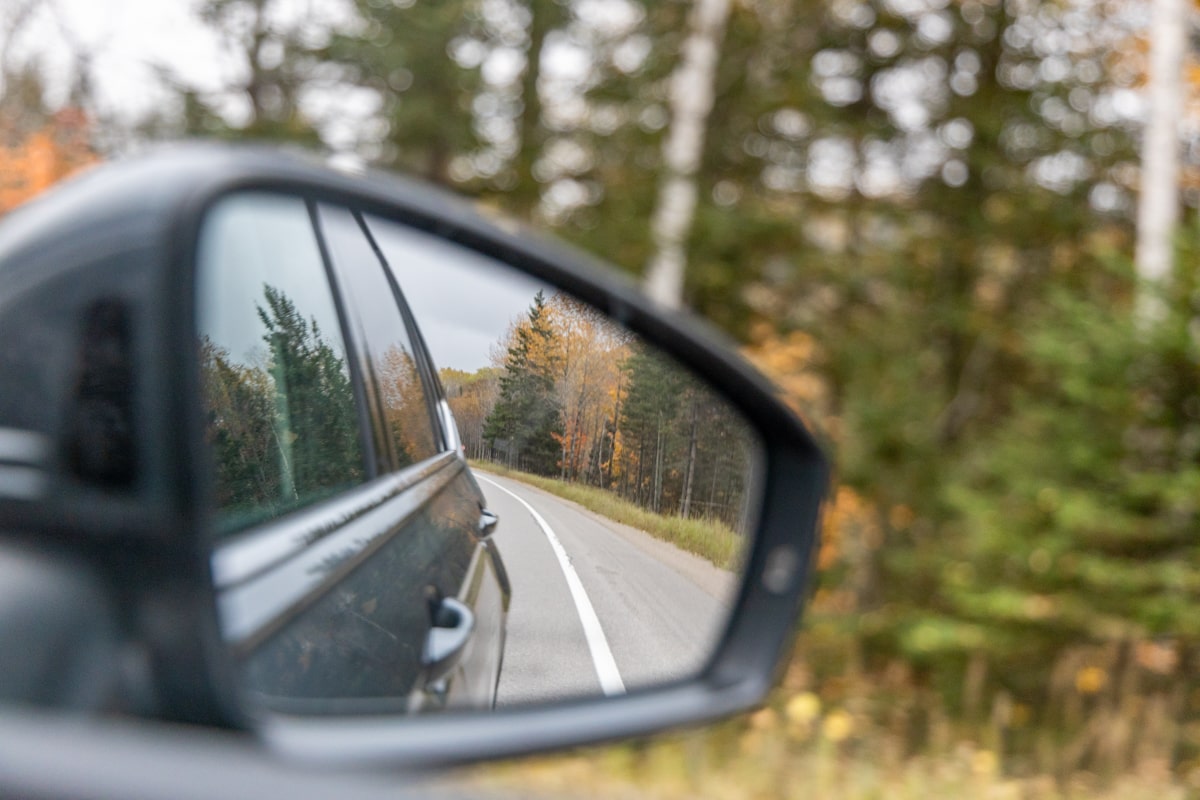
483, 291, 563, 474
325, 0, 482, 184
617, 344, 683, 512
257, 285, 363, 499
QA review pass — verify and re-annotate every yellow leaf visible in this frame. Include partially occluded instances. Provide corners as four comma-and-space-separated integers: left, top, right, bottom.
821, 709, 854, 743
785, 692, 821, 725
1075, 666, 1107, 695
971, 749, 999, 778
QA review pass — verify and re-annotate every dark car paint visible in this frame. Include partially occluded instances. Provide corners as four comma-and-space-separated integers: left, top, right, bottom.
199, 191, 510, 713
224, 456, 508, 714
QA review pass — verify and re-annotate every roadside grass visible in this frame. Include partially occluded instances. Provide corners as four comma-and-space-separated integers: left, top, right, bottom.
469, 460, 743, 571
468, 709, 1193, 800
470, 740, 1190, 800
468, 640, 1198, 798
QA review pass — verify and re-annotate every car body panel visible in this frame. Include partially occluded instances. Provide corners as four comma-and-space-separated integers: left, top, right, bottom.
199, 191, 510, 714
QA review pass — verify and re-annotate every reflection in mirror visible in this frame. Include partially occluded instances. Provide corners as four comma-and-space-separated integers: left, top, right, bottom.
196, 194, 365, 534
197, 192, 763, 718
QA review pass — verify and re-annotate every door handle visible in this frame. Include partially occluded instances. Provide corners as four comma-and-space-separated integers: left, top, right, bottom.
478, 508, 499, 537
421, 596, 475, 685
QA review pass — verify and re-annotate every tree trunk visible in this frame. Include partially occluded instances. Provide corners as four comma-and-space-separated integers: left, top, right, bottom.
679, 395, 698, 518
587, 416, 603, 486
515, 0, 552, 215
635, 439, 645, 506
643, 0, 730, 308
607, 373, 623, 490
652, 411, 665, 513
1135, 0, 1186, 324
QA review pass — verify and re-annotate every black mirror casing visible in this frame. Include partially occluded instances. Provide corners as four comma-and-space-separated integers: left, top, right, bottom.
0, 153, 246, 726
0, 144, 828, 768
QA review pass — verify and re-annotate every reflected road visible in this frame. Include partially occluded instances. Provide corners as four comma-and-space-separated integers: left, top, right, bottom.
476, 471, 737, 707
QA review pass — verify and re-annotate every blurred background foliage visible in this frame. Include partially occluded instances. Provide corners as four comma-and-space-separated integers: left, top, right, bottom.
4, 0, 1200, 795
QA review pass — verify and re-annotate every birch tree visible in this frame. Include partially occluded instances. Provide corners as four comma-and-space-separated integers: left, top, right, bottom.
1135, 0, 1189, 324
642, 0, 730, 308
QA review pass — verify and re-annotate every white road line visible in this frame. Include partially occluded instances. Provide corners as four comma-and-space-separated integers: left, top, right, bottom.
477, 474, 626, 696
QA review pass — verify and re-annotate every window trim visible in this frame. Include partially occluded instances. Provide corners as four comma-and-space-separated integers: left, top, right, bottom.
356, 212, 452, 453
305, 199, 379, 482
312, 203, 402, 475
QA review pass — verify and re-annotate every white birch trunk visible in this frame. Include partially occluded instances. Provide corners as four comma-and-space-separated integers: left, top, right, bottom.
1135, 0, 1187, 324
643, 0, 731, 309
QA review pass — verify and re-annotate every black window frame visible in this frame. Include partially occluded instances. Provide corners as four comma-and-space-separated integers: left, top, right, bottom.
312, 202, 401, 475
301, 199, 380, 484
354, 211, 452, 455
194, 192, 378, 539
313, 205, 450, 473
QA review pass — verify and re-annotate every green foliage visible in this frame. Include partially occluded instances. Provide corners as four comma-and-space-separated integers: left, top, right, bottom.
612, 343, 756, 526
202, 285, 363, 530
326, 0, 482, 183
201, 337, 279, 515
617, 345, 683, 509
944, 249, 1200, 650
484, 291, 564, 473
258, 284, 363, 494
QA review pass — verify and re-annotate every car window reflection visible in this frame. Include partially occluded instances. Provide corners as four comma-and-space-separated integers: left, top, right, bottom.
196, 194, 365, 534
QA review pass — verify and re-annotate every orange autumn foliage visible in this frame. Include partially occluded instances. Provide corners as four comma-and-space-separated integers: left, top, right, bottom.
0, 108, 98, 215
741, 321, 830, 437
741, 326, 884, 597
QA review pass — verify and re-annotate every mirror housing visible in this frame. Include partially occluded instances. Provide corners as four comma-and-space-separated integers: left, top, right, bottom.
0, 144, 828, 767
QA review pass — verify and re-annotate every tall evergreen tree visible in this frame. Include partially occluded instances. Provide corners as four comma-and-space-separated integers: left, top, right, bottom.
618, 344, 684, 511
325, 0, 483, 184
257, 284, 363, 500
484, 291, 563, 474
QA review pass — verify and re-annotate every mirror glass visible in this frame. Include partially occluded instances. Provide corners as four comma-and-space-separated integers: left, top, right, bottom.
196, 191, 763, 716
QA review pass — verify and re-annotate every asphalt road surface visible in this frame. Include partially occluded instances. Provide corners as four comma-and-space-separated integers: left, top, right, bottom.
474, 471, 739, 707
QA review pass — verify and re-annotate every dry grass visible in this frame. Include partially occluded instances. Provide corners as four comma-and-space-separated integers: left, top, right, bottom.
471, 460, 744, 571
461, 647, 1199, 799
464, 718, 1196, 800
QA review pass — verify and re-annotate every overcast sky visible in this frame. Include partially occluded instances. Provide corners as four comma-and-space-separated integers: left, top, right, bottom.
9, 0, 224, 117
196, 190, 555, 374
365, 213, 555, 373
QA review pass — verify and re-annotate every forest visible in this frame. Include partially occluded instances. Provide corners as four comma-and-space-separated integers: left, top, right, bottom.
4, 0, 1200, 793
446, 290, 757, 530
199, 285, 364, 531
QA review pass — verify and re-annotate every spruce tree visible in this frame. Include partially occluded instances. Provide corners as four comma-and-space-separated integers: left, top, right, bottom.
484, 291, 563, 474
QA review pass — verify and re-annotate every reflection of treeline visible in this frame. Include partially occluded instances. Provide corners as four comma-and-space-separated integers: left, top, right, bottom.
201, 285, 362, 529
376, 345, 438, 468
449, 292, 755, 529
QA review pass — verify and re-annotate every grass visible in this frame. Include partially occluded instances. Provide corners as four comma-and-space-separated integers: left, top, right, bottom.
469, 459, 744, 571
462, 643, 1200, 798
467, 744, 1192, 800
463, 706, 1196, 800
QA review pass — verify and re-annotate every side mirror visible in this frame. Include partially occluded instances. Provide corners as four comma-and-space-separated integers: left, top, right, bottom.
0, 144, 827, 768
